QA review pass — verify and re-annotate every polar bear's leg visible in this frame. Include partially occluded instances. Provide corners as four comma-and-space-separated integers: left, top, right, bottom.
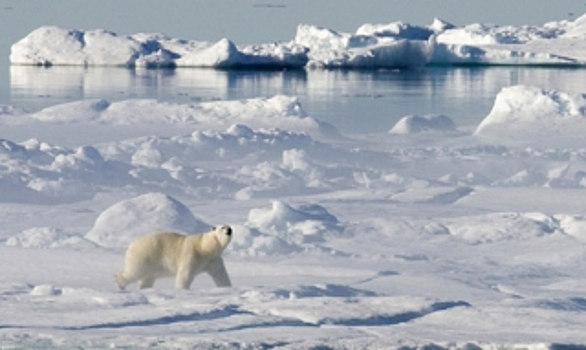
115, 270, 142, 290
138, 276, 157, 289
175, 264, 196, 290
116, 262, 147, 290
206, 257, 232, 287
115, 272, 130, 290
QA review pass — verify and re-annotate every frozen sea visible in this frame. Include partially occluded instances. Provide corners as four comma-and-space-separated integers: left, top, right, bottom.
3, 13, 586, 350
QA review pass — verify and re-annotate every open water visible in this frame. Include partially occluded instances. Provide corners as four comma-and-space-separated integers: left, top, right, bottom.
2, 63, 586, 134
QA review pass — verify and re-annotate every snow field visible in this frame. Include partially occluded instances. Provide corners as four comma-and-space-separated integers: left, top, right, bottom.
1, 84, 586, 347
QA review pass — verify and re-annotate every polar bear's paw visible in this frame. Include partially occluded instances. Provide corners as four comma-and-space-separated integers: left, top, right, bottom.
114, 273, 128, 291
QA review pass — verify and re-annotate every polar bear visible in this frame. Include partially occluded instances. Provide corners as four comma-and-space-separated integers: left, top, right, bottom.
115, 225, 233, 290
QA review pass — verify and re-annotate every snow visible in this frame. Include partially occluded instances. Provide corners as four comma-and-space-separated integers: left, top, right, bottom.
27, 95, 328, 135
389, 114, 457, 134
85, 192, 209, 248
11, 13, 586, 68
475, 85, 586, 146
2, 81, 586, 348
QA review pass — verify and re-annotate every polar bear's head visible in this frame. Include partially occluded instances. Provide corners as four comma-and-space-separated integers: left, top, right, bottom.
211, 225, 232, 249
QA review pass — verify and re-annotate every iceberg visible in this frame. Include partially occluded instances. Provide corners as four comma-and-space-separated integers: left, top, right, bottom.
9, 26, 308, 68
10, 12, 586, 68
9, 24, 435, 69
294, 24, 433, 68
431, 13, 586, 66
10, 27, 172, 67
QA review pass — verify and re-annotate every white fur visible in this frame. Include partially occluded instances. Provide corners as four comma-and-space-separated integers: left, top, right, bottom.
115, 225, 232, 290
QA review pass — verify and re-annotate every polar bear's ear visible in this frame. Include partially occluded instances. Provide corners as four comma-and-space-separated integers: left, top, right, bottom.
212, 226, 216, 230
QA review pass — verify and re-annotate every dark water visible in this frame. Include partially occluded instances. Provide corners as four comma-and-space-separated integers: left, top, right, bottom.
2, 64, 586, 134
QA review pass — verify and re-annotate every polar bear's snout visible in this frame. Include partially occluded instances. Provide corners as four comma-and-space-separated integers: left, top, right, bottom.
212, 225, 233, 248
213, 225, 232, 237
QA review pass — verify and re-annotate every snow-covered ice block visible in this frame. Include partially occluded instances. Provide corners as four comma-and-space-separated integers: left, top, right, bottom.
10, 26, 308, 68
85, 192, 209, 248
295, 24, 433, 69
430, 13, 586, 66
475, 85, 586, 143
356, 20, 447, 40
389, 114, 456, 134
226, 201, 345, 256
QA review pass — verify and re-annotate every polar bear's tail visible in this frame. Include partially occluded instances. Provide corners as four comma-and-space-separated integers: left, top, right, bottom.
114, 273, 128, 291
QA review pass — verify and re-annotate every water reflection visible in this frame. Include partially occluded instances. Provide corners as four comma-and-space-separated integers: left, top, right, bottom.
9, 66, 309, 108
9, 65, 586, 133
